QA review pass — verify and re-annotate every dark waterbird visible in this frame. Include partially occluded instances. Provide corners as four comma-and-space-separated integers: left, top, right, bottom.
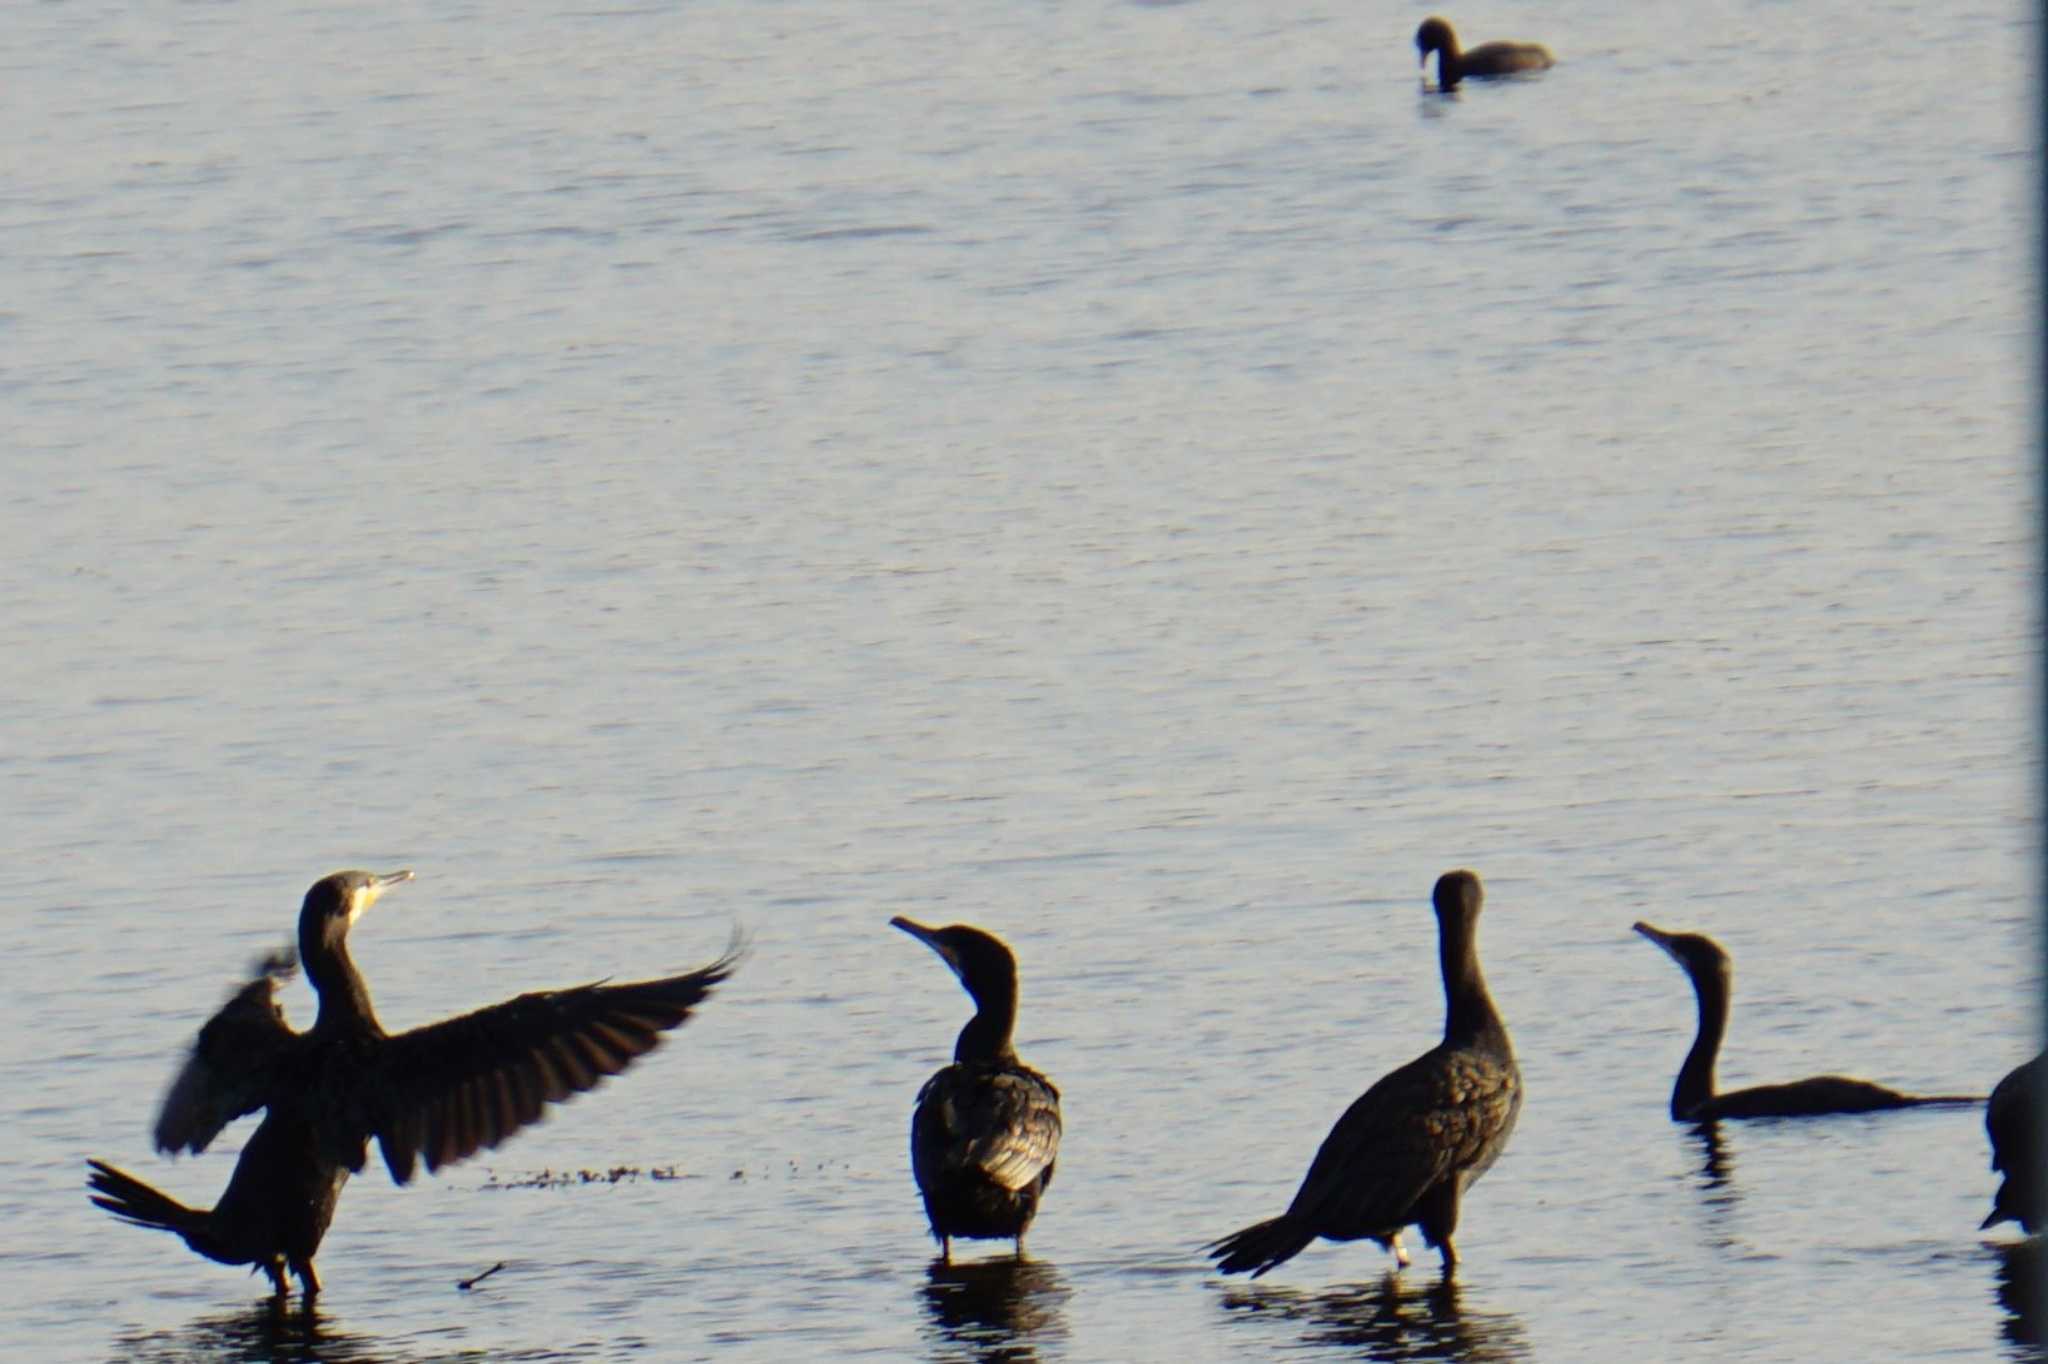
892, 917, 1061, 1262
1983, 1051, 2045, 1232
1631, 922, 1981, 1121
1207, 870, 1522, 1277
87, 870, 738, 1297
1415, 17, 1553, 91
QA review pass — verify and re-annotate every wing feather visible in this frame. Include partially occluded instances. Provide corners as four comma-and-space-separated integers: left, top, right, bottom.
153, 948, 302, 1155
364, 948, 738, 1183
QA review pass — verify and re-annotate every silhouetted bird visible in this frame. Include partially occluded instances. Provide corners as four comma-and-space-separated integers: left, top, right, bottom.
1984, 1051, 2045, 1232
892, 917, 1061, 1262
1208, 871, 1521, 1276
88, 870, 737, 1297
1632, 922, 1980, 1121
1415, 17, 1553, 91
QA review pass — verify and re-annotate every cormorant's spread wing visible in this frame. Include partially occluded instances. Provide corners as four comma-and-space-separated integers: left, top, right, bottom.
1988, 1054, 2042, 1174
153, 948, 301, 1155
1291, 1049, 1520, 1234
1983, 1052, 2044, 1230
365, 950, 738, 1184
917, 1065, 1061, 1191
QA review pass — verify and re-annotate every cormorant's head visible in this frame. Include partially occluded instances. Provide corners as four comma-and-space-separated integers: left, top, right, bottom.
300, 869, 413, 954
1633, 922, 1732, 987
1432, 869, 1484, 920
890, 917, 1019, 1007
1416, 17, 1455, 64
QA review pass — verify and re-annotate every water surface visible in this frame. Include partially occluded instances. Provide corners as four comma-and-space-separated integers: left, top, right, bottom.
2, 0, 2035, 1358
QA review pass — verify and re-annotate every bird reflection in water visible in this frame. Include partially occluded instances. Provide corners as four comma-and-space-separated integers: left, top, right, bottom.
1689, 1123, 1735, 1196
106, 1299, 415, 1364
1994, 1236, 2043, 1352
1677, 1123, 1748, 1261
1217, 1273, 1530, 1362
916, 1256, 1070, 1362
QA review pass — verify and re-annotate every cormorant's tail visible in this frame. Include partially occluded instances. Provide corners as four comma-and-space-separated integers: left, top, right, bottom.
1205, 1214, 1316, 1278
1904, 1094, 1986, 1108
87, 1159, 207, 1238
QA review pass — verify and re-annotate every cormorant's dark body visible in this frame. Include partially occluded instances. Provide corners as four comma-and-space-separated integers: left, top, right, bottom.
1207, 871, 1521, 1277
88, 871, 737, 1296
90, 1114, 346, 1296
1415, 17, 1553, 90
1632, 922, 1980, 1122
892, 917, 1061, 1262
1984, 1052, 2045, 1232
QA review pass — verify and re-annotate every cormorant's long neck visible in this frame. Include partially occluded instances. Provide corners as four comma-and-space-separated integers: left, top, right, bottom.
303, 929, 384, 1036
1439, 910, 1508, 1051
954, 972, 1019, 1065
1434, 42, 1463, 87
1673, 966, 1726, 1119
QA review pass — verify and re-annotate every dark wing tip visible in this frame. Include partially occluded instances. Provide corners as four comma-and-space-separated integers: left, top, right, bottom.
248, 943, 300, 981
707, 925, 748, 982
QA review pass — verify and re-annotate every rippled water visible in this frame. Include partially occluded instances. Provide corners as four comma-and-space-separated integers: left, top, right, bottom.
2, 0, 2036, 1359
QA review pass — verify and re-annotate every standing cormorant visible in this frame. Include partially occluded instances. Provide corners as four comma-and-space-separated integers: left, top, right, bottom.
1632, 922, 1980, 1121
1207, 870, 1522, 1277
891, 917, 1061, 1262
1983, 1051, 2045, 1232
1415, 18, 1554, 91
87, 870, 738, 1297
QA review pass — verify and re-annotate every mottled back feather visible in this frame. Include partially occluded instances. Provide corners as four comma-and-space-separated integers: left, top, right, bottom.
1291, 1044, 1521, 1238
913, 1063, 1061, 1193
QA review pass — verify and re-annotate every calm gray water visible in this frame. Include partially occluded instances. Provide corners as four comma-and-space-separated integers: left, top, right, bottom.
3, 0, 2036, 1358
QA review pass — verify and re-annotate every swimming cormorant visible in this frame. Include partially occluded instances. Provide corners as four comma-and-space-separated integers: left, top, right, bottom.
87, 870, 738, 1297
1632, 922, 1980, 1121
1983, 1051, 2044, 1232
1415, 17, 1553, 91
1207, 870, 1522, 1276
891, 917, 1061, 1262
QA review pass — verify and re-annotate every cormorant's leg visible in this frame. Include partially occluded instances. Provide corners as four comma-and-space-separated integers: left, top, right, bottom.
939, 1235, 952, 1266
1439, 1239, 1458, 1274
292, 1258, 321, 1297
1389, 1233, 1411, 1269
1014, 1234, 1028, 1260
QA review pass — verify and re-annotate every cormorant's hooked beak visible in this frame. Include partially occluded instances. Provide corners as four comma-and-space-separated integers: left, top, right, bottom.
351, 869, 414, 922
1633, 921, 1684, 962
891, 916, 961, 978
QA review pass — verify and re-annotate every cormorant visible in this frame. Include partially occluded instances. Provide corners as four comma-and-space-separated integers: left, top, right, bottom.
1984, 1051, 2045, 1232
1632, 922, 1980, 1121
87, 870, 738, 1297
1207, 870, 1522, 1277
891, 917, 1061, 1262
1415, 17, 1554, 91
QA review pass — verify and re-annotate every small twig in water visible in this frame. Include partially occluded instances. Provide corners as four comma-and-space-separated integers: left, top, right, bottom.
458, 1261, 506, 1291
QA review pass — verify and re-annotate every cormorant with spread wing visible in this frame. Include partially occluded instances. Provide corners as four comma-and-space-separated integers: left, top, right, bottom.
1207, 870, 1522, 1277
1983, 1051, 2044, 1232
1632, 922, 1979, 1121
891, 917, 1061, 1262
87, 870, 737, 1297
